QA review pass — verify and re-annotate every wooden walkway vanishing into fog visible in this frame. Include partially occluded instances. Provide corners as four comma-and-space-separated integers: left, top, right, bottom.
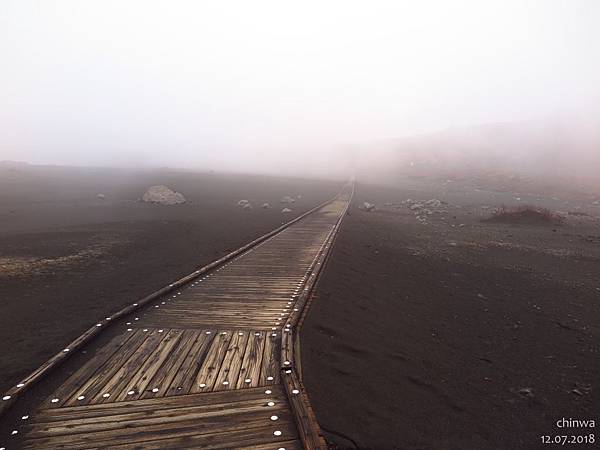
1, 187, 352, 449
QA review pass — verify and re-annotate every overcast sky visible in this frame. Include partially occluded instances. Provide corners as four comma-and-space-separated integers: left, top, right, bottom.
1, 1, 599, 172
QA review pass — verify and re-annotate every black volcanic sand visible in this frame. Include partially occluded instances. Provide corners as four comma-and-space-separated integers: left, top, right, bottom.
0, 164, 340, 394
302, 178, 600, 449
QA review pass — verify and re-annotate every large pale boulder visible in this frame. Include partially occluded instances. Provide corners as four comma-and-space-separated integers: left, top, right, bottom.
142, 185, 186, 205
361, 202, 376, 212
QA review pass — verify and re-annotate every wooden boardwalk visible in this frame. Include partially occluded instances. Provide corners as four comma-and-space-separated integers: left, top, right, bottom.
6, 193, 350, 449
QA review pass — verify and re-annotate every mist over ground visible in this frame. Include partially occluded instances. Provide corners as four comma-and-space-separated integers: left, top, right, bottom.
1, 1, 599, 181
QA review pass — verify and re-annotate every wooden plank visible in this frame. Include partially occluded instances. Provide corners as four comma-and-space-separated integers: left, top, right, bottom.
165, 330, 214, 396
58, 330, 149, 407
236, 439, 303, 450
47, 330, 137, 408
236, 331, 266, 389
140, 329, 198, 400
25, 410, 296, 449
213, 331, 249, 391
259, 333, 280, 385
90, 422, 299, 450
115, 329, 183, 401
90, 329, 166, 404
34, 386, 287, 421
27, 400, 290, 438
190, 330, 232, 392
282, 369, 327, 449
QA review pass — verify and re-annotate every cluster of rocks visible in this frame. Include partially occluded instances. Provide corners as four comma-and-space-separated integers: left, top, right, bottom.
405, 198, 447, 224
237, 199, 253, 210
142, 185, 186, 205
280, 196, 296, 204
237, 195, 301, 213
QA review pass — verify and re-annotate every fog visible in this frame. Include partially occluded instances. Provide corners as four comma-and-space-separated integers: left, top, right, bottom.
1, 1, 599, 178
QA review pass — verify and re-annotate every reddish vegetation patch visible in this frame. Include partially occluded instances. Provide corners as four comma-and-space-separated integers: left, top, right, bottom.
485, 204, 564, 226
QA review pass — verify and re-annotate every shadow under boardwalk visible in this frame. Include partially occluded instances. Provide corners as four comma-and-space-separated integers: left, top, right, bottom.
20, 199, 349, 449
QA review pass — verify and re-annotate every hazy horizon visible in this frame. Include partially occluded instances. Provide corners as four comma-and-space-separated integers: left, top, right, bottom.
2, 1, 600, 176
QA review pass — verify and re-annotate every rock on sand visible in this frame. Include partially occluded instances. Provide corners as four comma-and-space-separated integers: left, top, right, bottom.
282, 207, 292, 213
361, 202, 376, 212
142, 185, 186, 205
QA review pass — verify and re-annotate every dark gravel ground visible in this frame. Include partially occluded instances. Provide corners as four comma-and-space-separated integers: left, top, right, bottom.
302, 179, 600, 449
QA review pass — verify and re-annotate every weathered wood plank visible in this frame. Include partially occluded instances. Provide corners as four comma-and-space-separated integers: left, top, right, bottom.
33, 386, 287, 421
90, 329, 166, 404
236, 331, 266, 389
47, 330, 138, 408
260, 333, 281, 385
190, 330, 232, 392
25, 410, 296, 449
213, 331, 249, 391
116, 329, 183, 401
165, 330, 214, 396
139, 329, 198, 400
58, 330, 149, 407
